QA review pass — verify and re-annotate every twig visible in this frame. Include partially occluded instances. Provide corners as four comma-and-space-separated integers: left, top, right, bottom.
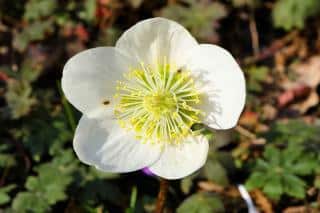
249, 11, 260, 57
155, 178, 169, 213
317, 190, 320, 210
242, 30, 298, 66
235, 125, 256, 140
0, 166, 9, 186
167, 0, 177, 5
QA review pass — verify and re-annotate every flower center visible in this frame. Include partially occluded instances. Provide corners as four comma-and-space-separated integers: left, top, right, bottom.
143, 91, 177, 117
114, 62, 203, 144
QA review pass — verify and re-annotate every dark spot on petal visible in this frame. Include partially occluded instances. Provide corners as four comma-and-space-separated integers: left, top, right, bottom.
103, 100, 110, 105
177, 69, 182, 73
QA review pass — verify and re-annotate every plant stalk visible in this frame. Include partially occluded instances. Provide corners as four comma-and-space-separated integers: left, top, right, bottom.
155, 178, 169, 213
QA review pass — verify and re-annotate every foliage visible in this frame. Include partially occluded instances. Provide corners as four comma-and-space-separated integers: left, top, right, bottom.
0, 144, 16, 168
246, 66, 269, 93
13, 20, 54, 52
24, 0, 57, 21
0, 185, 15, 205
161, 0, 227, 41
265, 120, 320, 149
202, 152, 235, 187
273, 0, 320, 31
11, 150, 76, 212
246, 145, 317, 200
177, 193, 225, 213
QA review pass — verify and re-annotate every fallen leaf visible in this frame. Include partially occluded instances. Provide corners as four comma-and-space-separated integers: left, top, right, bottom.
292, 90, 319, 113
283, 206, 317, 213
239, 111, 258, 127
198, 181, 240, 197
0, 71, 9, 82
262, 104, 277, 120
293, 55, 320, 88
278, 84, 311, 108
250, 189, 274, 213
75, 24, 89, 42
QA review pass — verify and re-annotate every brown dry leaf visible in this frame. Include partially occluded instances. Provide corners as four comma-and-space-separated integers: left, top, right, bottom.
198, 181, 240, 197
277, 84, 311, 108
293, 55, 320, 88
0, 71, 9, 82
275, 52, 286, 72
262, 104, 277, 120
250, 189, 273, 213
198, 181, 224, 193
274, 36, 305, 73
292, 90, 319, 113
75, 24, 89, 42
277, 55, 320, 112
66, 41, 86, 56
283, 206, 318, 213
239, 111, 259, 127
255, 124, 270, 134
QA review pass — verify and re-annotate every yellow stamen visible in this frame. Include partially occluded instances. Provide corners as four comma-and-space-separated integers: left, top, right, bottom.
114, 62, 202, 144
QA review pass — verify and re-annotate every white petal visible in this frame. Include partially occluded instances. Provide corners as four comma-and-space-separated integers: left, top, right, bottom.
186, 44, 246, 129
73, 116, 162, 173
62, 47, 136, 118
149, 136, 209, 179
116, 17, 198, 69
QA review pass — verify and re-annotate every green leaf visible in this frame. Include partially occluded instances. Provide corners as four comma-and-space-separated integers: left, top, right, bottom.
246, 66, 269, 93
263, 146, 280, 166
255, 159, 270, 171
290, 157, 316, 175
314, 175, 320, 189
14, 108, 72, 160
78, 0, 96, 23
181, 176, 194, 194
177, 193, 225, 213
12, 150, 76, 212
19, 60, 42, 83
161, 1, 227, 41
246, 141, 314, 200
24, 0, 57, 21
262, 175, 282, 200
203, 154, 229, 186
273, 0, 320, 31
12, 192, 50, 213
245, 172, 268, 190
265, 119, 320, 152
5, 80, 36, 119
13, 20, 54, 51
281, 146, 303, 165
0, 185, 15, 205
28, 166, 72, 205
0, 144, 16, 168
283, 174, 306, 199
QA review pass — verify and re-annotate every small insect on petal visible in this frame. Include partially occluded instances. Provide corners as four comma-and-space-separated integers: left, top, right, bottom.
103, 100, 110, 105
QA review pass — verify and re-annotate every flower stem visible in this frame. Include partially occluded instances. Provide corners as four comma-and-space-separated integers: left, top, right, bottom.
155, 178, 169, 213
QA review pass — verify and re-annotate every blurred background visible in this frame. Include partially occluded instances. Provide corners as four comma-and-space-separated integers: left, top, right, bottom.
1, 0, 320, 212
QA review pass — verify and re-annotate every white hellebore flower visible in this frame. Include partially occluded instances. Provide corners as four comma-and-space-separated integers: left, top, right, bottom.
62, 18, 246, 179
